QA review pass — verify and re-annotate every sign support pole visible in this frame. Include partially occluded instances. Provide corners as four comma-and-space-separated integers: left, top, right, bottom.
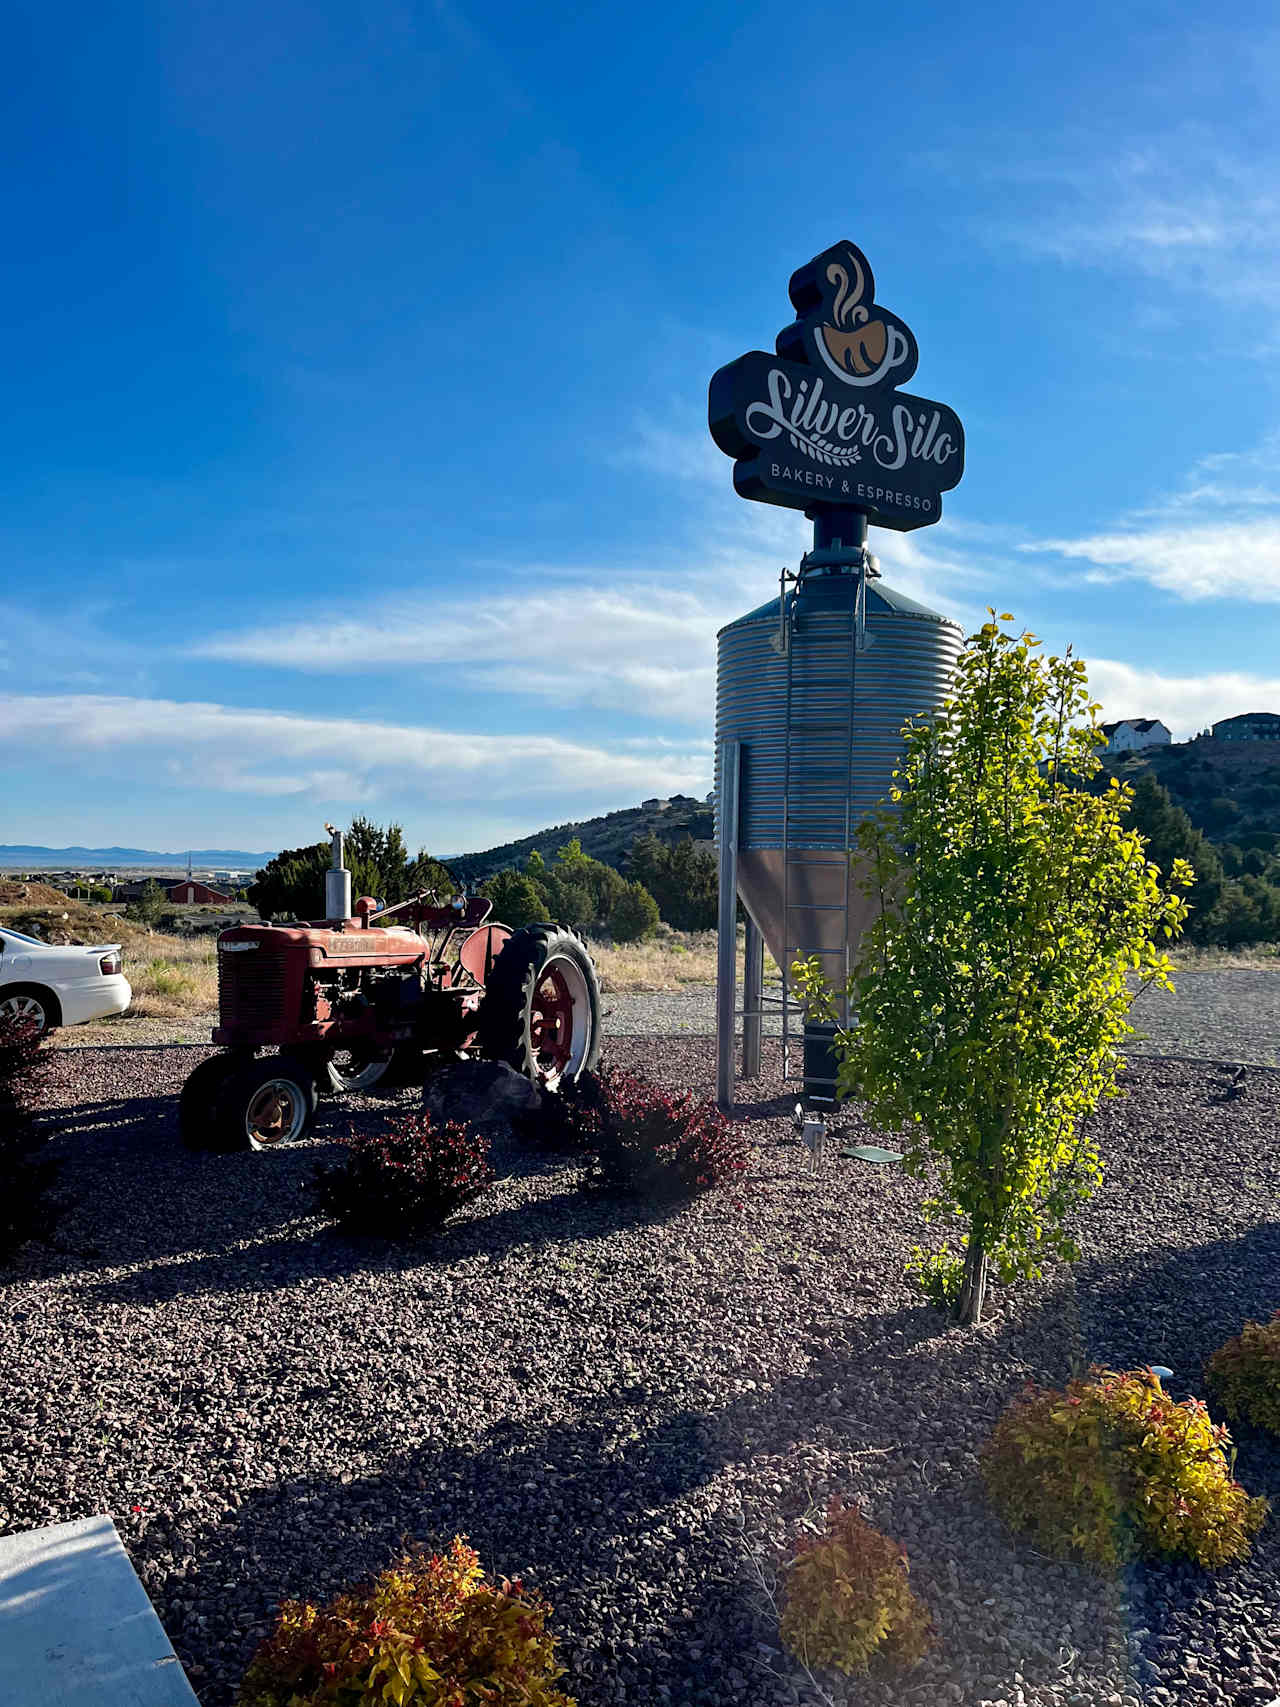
715, 739, 741, 1112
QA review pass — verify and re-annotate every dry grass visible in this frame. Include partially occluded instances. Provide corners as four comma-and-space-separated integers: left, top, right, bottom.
1170, 942, 1280, 972
587, 930, 718, 993
587, 927, 779, 993
126, 935, 219, 1017
0, 899, 150, 951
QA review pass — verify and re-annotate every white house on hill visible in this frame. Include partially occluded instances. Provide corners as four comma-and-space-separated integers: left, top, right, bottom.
1100, 718, 1171, 754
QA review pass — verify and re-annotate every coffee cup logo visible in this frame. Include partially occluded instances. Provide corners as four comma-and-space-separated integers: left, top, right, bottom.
708, 238, 964, 533
792, 241, 918, 389
812, 249, 914, 384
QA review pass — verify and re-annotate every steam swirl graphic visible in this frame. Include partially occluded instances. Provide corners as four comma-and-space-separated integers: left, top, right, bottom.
827, 257, 870, 330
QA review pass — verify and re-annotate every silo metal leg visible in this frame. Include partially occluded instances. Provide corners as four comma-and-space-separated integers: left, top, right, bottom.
715, 740, 741, 1113
742, 914, 763, 1080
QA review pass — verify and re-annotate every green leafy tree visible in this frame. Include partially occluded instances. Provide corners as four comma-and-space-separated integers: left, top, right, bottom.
521, 839, 624, 931
609, 880, 661, 942
547, 839, 625, 926
480, 869, 551, 929
544, 873, 594, 930
795, 616, 1190, 1326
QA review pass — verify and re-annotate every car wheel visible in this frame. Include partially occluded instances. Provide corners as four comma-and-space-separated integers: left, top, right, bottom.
0, 986, 59, 1038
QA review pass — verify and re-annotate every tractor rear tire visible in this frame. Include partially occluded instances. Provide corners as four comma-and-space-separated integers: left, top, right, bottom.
223, 1052, 319, 1151
324, 1044, 397, 1093
179, 1053, 239, 1150
476, 924, 601, 1090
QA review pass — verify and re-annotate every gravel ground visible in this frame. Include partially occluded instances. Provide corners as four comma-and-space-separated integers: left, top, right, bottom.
6, 1041, 1280, 1706
601, 971, 1280, 1069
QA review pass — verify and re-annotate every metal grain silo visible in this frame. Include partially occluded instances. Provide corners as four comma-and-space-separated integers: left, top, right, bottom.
714, 547, 963, 1103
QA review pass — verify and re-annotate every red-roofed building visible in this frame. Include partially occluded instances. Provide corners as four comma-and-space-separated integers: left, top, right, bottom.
166, 880, 234, 905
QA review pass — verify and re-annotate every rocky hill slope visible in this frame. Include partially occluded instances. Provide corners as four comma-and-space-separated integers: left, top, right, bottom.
450, 794, 714, 884
1103, 737, 1280, 848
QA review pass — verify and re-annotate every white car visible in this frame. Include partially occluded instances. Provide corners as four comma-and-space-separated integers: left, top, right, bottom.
0, 926, 132, 1036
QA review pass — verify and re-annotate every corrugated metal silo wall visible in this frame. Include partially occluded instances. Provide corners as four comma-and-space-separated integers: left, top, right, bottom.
714, 582, 964, 850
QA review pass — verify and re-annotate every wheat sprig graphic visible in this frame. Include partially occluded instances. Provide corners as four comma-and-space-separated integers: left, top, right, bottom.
784, 428, 862, 468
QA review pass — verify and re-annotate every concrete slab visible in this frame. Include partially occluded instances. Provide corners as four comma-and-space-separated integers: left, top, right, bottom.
0, 1514, 200, 1705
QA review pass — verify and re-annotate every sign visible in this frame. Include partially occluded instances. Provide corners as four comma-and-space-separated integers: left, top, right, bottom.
708, 240, 965, 532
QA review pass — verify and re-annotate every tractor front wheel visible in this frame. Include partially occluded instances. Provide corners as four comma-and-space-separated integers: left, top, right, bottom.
477, 925, 601, 1090
179, 1052, 241, 1150
225, 1053, 319, 1151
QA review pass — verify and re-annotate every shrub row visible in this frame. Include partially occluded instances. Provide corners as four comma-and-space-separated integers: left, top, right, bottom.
229, 1337, 1274, 1696
312, 1064, 747, 1238
778, 1349, 1277, 1682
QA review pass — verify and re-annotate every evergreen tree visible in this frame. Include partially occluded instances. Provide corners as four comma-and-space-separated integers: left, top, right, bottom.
623, 831, 717, 929
126, 878, 168, 927
249, 820, 454, 919
1125, 774, 1225, 941
609, 880, 661, 942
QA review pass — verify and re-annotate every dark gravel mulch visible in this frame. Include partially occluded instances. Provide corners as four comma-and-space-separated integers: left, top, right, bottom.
5, 1041, 1280, 1707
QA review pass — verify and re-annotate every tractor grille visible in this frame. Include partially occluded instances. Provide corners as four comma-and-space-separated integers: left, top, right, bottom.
218, 952, 288, 1030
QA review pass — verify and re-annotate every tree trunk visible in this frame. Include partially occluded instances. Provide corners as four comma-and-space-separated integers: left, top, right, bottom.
954, 1228, 990, 1325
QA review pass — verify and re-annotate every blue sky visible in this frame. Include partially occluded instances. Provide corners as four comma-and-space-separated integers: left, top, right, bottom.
4, 0, 1280, 856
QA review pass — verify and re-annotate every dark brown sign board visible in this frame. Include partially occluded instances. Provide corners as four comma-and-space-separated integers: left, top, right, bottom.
709, 240, 964, 532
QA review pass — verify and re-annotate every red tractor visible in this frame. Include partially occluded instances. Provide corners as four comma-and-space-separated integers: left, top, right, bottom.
179, 828, 601, 1151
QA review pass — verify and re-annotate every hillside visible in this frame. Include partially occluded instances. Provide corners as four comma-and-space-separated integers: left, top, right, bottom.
450, 794, 714, 884
1102, 737, 1280, 848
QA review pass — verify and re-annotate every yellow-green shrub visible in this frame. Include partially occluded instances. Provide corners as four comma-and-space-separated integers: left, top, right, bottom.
1207, 1311, 1280, 1434
236, 1537, 575, 1707
778, 1499, 930, 1676
981, 1367, 1268, 1569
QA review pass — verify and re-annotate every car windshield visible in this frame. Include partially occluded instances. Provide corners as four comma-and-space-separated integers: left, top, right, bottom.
1, 928, 44, 945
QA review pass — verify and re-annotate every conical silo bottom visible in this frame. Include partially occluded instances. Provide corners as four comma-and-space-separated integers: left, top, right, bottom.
738, 849, 883, 1010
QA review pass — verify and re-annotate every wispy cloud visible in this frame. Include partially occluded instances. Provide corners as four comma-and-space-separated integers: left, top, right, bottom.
196, 582, 726, 723
1086, 657, 1280, 739
0, 693, 711, 804
194, 417, 995, 717
957, 127, 1280, 321
1023, 518, 1280, 602
1021, 431, 1280, 602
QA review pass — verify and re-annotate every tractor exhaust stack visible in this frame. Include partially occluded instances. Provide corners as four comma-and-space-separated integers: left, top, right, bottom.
324, 823, 352, 921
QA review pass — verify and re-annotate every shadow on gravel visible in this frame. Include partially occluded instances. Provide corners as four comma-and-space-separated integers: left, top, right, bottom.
81, 1183, 686, 1307
150, 1291, 1087, 1707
